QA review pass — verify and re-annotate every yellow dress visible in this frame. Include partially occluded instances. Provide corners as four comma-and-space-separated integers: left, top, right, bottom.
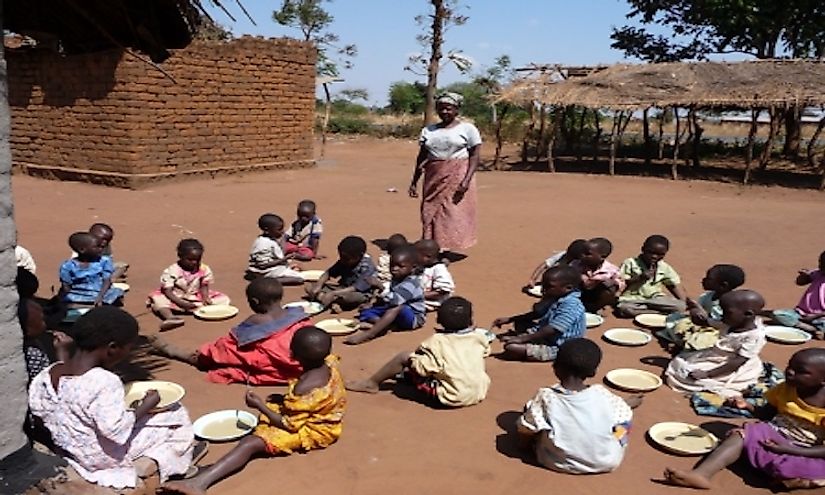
253, 355, 346, 455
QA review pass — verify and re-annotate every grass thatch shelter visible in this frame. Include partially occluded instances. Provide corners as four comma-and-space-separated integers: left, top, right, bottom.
498, 60, 825, 187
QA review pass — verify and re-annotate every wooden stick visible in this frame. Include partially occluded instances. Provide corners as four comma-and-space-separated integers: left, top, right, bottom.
608, 111, 621, 176
759, 106, 780, 171
744, 107, 759, 185
671, 107, 681, 180
807, 112, 825, 169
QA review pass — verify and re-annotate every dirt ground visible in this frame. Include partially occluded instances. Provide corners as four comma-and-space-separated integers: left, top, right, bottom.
12, 135, 825, 495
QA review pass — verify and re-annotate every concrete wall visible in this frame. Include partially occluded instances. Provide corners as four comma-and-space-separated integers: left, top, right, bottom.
7, 37, 316, 188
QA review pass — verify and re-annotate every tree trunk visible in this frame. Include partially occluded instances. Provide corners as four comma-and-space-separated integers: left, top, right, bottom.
691, 109, 703, 168
671, 108, 681, 180
493, 105, 508, 170
642, 108, 651, 166
744, 108, 759, 185
608, 112, 621, 176
759, 106, 780, 170
423, 0, 446, 126
782, 104, 802, 158
320, 82, 332, 155
683, 108, 694, 167
592, 111, 602, 164
616, 111, 630, 160
546, 107, 563, 172
657, 110, 665, 160
520, 102, 536, 165
807, 115, 825, 169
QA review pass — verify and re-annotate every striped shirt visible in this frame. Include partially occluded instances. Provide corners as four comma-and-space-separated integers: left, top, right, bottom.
534, 290, 586, 347
328, 254, 376, 293
383, 274, 426, 327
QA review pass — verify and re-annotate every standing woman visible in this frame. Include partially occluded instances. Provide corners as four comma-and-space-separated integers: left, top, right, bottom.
409, 92, 481, 252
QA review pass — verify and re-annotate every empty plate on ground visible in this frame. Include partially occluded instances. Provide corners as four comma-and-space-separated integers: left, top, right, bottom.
603, 328, 651, 346
585, 313, 604, 328
648, 422, 719, 455
124, 380, 185, 412
634, 313, 668, 328
764, 325, 812, 344
299, 270, 325, 282
605, 368, 662, 392
284, 301, 324, 314
527, 285, 542, 297
315, 318, 359, 335
193, 410, 258, 442
112, 282, 130, 292
194, 304, 239, 321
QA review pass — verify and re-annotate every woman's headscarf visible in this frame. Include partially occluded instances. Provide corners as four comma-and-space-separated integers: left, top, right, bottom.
436, 92, 463, 107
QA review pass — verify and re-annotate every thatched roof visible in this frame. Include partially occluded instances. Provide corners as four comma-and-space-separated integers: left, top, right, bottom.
499, 60, 825, 110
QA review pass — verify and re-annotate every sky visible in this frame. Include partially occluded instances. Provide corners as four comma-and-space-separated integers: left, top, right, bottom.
204, 1, 663, 105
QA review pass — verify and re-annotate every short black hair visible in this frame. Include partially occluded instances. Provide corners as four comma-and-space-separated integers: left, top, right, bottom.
298, 200, 316, 211
15, 267, 39, 299
414, 238, 440, 256
391, 245, 417, 265
542, 265, 581, 289
68, 231, 96, 252
554, 338, 602, 379
437, 296, 473, 331
708, 264, 746, 289
565, 239, 588, 259
177, 238, 204, 256
290, 326, 332, 367
89, 223, 113, 235
72, 306, 139, 351
246, 277, 283, 305
588, 237, 613, 257
386, 233, 409, 254
643, 234, 670, 250
337, 236, 367, 258
258, 213, 284, 231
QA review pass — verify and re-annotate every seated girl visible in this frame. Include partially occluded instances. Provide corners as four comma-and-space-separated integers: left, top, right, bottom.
569, 237, 625, 313
59, 232, 123, 307
660, 264, 746, 352
28, 307, 201, 490
666, 290, 767, 398
160, 327, 346, 495
664, 347, 825, 490
150, 278, 312, 385
769, 250, 825, 339
517, 338, 640, 474
17, 267, 71, 382
148, 238, 230, 331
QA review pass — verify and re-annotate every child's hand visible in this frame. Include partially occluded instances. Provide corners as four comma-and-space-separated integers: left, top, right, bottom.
52, 331, 74, 349
203, 297, 214, 306
408, 183, 419, 198
142, 390, 161, 410
491, 317, 509, 328
501, 334, 527, 345
689, 308, 709, 326
624, 394, 644, 409
724, 396, 750, 410
245, 391, 266, 410
759, 439, 799, 455
688, 370, 710, 380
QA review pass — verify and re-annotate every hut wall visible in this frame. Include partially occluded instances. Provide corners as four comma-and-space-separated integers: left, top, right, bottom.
7, 37, 316, 188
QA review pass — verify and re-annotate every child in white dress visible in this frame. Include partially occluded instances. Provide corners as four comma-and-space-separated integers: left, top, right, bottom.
415, 239, 455, 311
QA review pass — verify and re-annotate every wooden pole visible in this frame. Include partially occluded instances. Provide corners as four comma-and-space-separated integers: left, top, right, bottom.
807, 114, 825, 169
608, 111, 621, 176
759, 106, 780, 171
671, 107, 681, 180
535, 105, 547, 162
546, 107, 563, 172
520, 102, 536, 165
819, 147, 825, 190
492, 105, 508, 170
657, 109, 666, 160
576, 107, 587, 164
691, 108, 703, 169
683, 107, 694, 167
744, 108, 759, 185
617, 111, 631, 160
592, 110, 602, 164
643, 108, 652, 166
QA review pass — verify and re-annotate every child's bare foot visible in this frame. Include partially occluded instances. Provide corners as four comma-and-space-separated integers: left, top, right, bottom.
158, 480, 207, 495
345, 379, 380, 393
160, 318, 185, 331
330, 303, 343, 314
662, 468, 712, 489
343, 331, 372, 345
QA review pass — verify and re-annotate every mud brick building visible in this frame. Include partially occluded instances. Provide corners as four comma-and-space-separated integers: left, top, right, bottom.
7, 36, 316, 188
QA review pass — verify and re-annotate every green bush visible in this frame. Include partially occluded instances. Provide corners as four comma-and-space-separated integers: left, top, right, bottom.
326, 115, 371, 134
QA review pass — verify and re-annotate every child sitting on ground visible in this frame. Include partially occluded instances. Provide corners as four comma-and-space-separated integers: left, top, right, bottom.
150, 278, 312, 385
346, 297, 490, 407
15, 244, 36, 274
517, 338, 640, 474
660, 264, 746, 352
306, 236, 377, 311
666, 289, 767, 398
285, 199, 323, 261
616, 234, 686, 317
148, 238, 230, 331
17, 267, 71, 381
88, 223, 128, 281
245, 214, 304, 286
415, 239, 455, 311
59, 232, 124, 307
344, 245, 426, 346
376, 233, 409, 283
569, 237, 625, 313
525, 238, 587, 289
493, 266, 586, 362
768, 250, 825, 339
28, 307, 201, 490
160, 327, 346, 495
664, 347, 825, 490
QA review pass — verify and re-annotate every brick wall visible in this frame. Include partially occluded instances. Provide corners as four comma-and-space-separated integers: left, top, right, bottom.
8, 37, 316, 188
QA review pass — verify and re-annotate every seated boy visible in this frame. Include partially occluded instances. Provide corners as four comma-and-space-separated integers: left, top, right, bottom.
616, 234, 686, 317
246, 213, 304, 286
569, 237, 625, 313
346, 296, 491, 407
88, 223, 128, 281
376, 233, 409, 283
344, 246, 426, 345
306, 236, 376, 311
493, 265, 586, 362
415, 239, 455, 311
517, 338, 640, 474
285, 199, 323, 261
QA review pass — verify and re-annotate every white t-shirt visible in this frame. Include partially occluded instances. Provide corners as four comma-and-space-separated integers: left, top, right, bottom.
419, 121, 482, 159
247, 235, 284, 273
421, 263, 455, 309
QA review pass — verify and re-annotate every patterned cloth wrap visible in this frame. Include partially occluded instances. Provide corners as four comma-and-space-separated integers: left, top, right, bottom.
690, 362, 784, 418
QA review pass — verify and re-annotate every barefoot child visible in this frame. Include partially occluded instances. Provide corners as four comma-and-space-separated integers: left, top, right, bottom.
346, 297, 490, 407
376, 233, 409, 283
245, 214, 304, 286
664, 348, 825, 490
59, 232, 124, 307
148, 239, 230, 331
666, 289, 767, 398
517, 338, 640, 473
344, 245, 426, 345
285, 199, 323, 261
616, 234, 687, 317
569, 237, 625, 313
660, 264, 746, 352
494, 266, 586, 362
307, 236, 376, 311
159, 326, 346, 495
150, 278, 312, 385
769, 250, 825, 338
415, 239, 455, 311
28, 307, 199, 490
525, 238, 587, 290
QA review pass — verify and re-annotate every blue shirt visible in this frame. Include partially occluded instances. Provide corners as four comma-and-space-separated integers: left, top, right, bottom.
59, 256, 123, 304
533, 290, 586, 347
328, 254, 376, 293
